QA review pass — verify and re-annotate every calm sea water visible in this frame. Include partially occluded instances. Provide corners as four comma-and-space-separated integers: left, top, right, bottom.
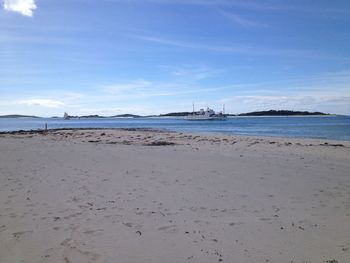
1, 116, 350, 141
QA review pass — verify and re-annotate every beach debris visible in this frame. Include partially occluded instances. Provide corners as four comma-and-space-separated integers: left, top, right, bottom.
106, 141, 118, 144
88, 140, 100, 143
144, 141, 176, 146
320, 143, 344, 147
324, 260, 338, 263
159, 211, 166, 216
136, 231, 142, 236
214, 250, 223, 262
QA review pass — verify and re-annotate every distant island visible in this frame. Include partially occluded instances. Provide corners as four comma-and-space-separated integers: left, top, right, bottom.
156, 110, 330, 117
64, 114, 142, 119
237, 110, 329, 116
0, 114, 40, 118
111, 114, 141, 118
159, 112, 193, 117
0, 110, 332, 119
65, 115, 106, 119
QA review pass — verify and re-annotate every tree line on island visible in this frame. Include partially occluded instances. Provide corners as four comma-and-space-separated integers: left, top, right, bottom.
0, 110, 332, 119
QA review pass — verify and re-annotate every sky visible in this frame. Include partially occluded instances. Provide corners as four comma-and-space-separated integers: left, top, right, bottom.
1, 0, 350, 116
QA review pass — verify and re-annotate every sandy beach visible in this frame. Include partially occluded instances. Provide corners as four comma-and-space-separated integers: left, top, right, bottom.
0, 128, 349, 263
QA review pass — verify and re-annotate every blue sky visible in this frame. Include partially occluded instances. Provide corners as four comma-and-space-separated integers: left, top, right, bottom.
1, 0, 350, 116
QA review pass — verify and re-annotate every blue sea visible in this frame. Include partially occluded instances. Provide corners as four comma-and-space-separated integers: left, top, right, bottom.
1, 116, 350, 141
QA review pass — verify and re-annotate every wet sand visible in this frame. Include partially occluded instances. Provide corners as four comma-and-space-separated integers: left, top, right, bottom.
0, 129, 349, 263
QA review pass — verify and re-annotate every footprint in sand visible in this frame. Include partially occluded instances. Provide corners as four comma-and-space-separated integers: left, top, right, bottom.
0, 225, 6, 232
229, 222, 245, 226
83, 229, 104, 236
259, 218, 271, 222
123, 222, 142, 228
61, 238, 102, 263
158, 225, 178, 233
12, 230, 33, 241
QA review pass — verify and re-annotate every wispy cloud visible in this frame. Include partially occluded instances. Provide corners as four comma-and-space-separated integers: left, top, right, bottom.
219, 10, 267, 28
18, 99, 65, 108
123, 0, 281, 10
99, 80, 224, 99
3, 0, 37, 17
134, 35, 341, 60
102, 80, 152, 95
135, 35, 263, 54
0, 35, 85, 46
159, 64, 221, 81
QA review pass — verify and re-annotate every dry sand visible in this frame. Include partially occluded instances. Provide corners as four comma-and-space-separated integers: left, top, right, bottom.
0, 128, 349, 263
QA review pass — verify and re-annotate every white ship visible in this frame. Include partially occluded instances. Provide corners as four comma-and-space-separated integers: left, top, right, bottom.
63, 112, 70, 120
184, 105, 227, 121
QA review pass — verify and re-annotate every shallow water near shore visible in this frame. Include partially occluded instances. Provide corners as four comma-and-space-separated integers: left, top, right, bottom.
1, 115, 350, 141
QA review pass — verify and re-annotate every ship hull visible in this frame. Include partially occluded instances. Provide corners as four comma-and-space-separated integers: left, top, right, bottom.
184, 116, 227, 121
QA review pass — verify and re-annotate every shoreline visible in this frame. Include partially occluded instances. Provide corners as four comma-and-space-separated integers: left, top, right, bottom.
1, 128, 349, 262
1, 127, 350, 145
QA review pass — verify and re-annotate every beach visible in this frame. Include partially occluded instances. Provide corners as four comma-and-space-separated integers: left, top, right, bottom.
0, 128, 349, 263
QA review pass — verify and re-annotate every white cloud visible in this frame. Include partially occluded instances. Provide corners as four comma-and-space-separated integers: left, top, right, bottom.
18, 99, 65, 108
3, 0, 37, 17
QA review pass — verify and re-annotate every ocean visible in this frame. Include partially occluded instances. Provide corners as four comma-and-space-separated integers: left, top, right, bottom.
1, 116, 350, 141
